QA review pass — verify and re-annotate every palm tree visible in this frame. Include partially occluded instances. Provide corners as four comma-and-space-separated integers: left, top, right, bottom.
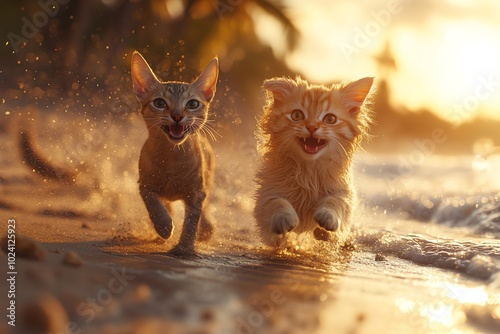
32, 0, 298, 82
2, 0, 298, 127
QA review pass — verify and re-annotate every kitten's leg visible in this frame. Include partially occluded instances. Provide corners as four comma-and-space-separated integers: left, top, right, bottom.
197, 211, 214, 242
140, 187, 173, 239
313, 196, 350, 233
170, 191, 206, 256
198, 139, 214, 242
255, 197, 299, 245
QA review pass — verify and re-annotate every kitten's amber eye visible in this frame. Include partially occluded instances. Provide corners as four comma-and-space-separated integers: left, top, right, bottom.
290, 110, 305, 121
152, 98, 167, 109
323, 114, 337, 124
186, 99, 200, 110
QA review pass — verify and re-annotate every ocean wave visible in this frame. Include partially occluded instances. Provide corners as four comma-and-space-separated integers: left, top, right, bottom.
355, 230, 500, 280
366, 192, 500, 238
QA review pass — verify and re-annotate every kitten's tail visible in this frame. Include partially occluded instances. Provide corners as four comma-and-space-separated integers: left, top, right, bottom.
19, 131, 75, 184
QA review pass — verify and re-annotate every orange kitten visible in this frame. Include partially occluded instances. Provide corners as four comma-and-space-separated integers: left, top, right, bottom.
254, 76, 374, 246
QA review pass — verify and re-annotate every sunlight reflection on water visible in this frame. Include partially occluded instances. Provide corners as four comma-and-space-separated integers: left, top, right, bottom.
420, 302, 464, 329
444, 283, 489, 305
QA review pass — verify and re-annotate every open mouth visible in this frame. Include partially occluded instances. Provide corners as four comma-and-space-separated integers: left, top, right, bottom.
298, 137, 327, 154
161, 124, 189, 141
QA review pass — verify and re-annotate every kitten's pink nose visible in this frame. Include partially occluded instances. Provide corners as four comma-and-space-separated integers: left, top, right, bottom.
171, 112, 184, 123
306, 125, 318, 134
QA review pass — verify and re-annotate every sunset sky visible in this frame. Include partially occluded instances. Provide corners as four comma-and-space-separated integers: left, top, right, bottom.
254, 0, 500, 123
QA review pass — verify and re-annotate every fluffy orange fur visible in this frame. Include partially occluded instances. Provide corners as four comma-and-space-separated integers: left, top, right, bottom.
254, 76, 375, 246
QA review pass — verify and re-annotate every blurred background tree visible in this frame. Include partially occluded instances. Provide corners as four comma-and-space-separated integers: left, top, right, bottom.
1, 0, 297, 128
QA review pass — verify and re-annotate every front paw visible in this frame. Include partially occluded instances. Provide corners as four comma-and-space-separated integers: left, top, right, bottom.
153, 220, 174, 239
314, 208, 340, 232
271, 209, 299, 234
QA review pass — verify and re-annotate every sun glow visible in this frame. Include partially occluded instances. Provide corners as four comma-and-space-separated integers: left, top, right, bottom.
280, 1, 500, 122
447, 24, 499, 85
391, 20, 500, 121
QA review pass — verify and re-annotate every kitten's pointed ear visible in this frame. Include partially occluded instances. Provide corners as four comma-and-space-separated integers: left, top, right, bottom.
191, 57, 219, 102
339, 77, 374, 115
131, 51, 160, 98
262, 77, 296, 105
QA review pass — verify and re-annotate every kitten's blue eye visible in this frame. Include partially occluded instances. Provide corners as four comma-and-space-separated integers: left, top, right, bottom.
323, 114, 337, 124
291, 110, 304, 121
186, 99, 200, 110
152, 98, 167, 109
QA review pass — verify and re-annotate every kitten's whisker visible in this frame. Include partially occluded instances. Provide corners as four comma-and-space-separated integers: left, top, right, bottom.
201, 124, 221, 141
190, 118, 221, 142
144, 117, 162, 128
330, 137, 349, 159
335, 136, 358, 154
200, 127, 217, 142
273, 132, 299, 152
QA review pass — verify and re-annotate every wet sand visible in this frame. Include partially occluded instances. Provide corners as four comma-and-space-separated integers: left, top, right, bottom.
0, 209, 413, 334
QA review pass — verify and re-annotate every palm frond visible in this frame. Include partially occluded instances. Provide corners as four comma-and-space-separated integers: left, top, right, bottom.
251, 0, 299, 50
